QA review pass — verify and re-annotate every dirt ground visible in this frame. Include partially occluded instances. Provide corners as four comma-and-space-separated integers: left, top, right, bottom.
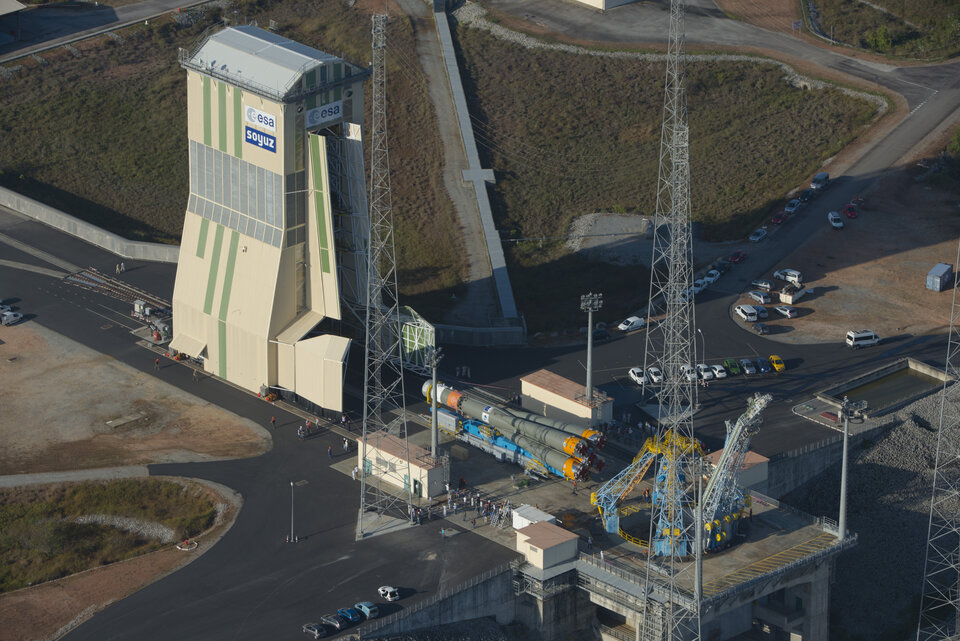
0, 323, 269, 641
738, 134, 960, 344
0, 323, 271, 475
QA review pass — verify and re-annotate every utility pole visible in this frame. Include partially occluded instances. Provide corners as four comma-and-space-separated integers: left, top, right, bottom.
427, 346, 443, 458
839, 396, 866, 539
580, 292, 603, 402
289, 481, 294, 543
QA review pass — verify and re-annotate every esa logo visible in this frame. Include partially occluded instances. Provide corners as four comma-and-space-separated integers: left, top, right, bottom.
244, 106, 276, 132
306, 100, 343, 127
245, 127, 277, 152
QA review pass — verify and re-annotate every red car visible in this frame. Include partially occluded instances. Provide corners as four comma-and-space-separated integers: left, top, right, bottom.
771, 211, 787, 225
842, 203, 858, 218
729, 250, 747, 263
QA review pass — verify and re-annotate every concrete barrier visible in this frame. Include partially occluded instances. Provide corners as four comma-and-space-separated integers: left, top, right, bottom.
0, 185, 179, 264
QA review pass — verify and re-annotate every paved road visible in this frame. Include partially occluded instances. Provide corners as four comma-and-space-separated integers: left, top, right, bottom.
0, 0, 210, 64
0, 207, 516, 641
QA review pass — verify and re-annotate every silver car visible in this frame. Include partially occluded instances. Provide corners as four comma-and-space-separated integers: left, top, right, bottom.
739, 358, 757, 375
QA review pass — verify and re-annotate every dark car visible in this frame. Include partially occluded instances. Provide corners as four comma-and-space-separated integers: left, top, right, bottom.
715, 259, 732, 274
756, 358, 772, 374
723, 358, 741, 375
592, 328, 611, 343
729, 250, 746, 264
337, 608, 362, 624
771, 211, 787, 225
320, 614, 347, 631
799, 188, 815, 202
752, 322, 769, 335
754, 306, 768, 320
302, 623, 328, 639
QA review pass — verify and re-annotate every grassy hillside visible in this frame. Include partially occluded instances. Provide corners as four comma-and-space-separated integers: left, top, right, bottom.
0, 0, 464, 300
0, 479, 215, 593
453, 27, 877, 328
813, 0, 960, 58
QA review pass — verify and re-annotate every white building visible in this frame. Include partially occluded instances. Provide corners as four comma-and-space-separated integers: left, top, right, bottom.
171, 26, 369, 412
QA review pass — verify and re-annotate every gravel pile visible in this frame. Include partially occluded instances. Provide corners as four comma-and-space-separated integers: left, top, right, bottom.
783, 389, 960, 639
368, 617, 527, 641
450, 3, 886, 116
74, 514, 176, 544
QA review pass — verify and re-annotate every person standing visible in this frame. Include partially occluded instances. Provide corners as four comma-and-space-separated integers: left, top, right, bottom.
327, 445, 333, 459
154, 357, 160, 371
270, 416, 276, 429
192, 369, 198, 383
120, 262, 125, 273
342, 437, 349, 453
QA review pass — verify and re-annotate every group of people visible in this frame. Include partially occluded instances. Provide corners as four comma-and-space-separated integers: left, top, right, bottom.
114, 262, 126, 275
296, 421, 321, 439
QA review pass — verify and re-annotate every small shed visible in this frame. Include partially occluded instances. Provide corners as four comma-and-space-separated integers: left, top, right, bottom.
512, 504, 556, 531
357, 433, 445, 500
520, 369, 613, 428
927, 263, 953, 292
515, 521, 579, 570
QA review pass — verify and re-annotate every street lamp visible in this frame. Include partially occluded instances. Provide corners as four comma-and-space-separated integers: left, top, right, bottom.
838, 396, 867, 538
580, 292, 603, 402
696, 328, 706, 363
289, 481, 295, 543
426, 346, 443, 458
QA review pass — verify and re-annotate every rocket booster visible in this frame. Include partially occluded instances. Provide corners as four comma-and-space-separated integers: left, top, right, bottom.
502, 407, 605, 449
423, 382, 591, 458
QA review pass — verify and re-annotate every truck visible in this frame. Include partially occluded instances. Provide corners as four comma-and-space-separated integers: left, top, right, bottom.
779, 284, 808, 304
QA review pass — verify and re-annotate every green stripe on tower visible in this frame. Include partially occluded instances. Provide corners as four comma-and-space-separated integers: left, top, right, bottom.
218, 231, 240, 322
233, 88, 243, 159
218, 320, 227, 378
196, 218, 210, 258
333, 63, 342, 82
218, 82, 227, 152
203, 225, 225, 315
309, 136, 331, 274
203, 76, 212, 146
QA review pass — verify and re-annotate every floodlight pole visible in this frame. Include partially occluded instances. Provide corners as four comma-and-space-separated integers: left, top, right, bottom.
838, 397, 866, 538
581, 292, 603, 403
427, 346, 443, 458
290, 481, 295, 543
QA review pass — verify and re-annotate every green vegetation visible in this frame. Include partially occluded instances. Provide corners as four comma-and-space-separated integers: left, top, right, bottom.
0, 0, 463, 300
0, 479, 216, 593
454, 27, 876, 329
814, 0, 960, 58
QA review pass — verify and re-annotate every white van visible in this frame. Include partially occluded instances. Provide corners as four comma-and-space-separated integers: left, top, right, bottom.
845, 329, 881, 349
735, 305, 758, 322
773, 269, 803, 286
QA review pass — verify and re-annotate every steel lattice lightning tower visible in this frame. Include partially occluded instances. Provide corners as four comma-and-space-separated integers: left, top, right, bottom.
917, 238, 960, 641
640, 0, 701, 637
358, 13, 414, 536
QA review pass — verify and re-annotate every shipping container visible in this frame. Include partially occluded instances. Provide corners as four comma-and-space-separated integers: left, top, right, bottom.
927, 263, 953, 292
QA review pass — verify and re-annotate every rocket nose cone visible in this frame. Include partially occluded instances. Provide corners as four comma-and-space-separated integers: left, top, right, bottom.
421, 380, 432, 399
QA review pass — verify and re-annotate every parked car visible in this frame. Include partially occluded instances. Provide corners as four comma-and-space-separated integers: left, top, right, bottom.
355, 602, 379, 619
680, 364, 697, 382
647, 366, 664, 384
710, 364, 728, 379
784, 199, 802, 214
771, 211, 787, 225
592, 328, 611, 342
842, 203, 858, 218
811, 171, 830, 190
378, 586, 401, 601
320, 614, 347, 631
750, 279, 773, 291
703, 269, 721, 284
1, 311, 22, 326
754, 306, 768, 319
618, 316, 645, 332
715, 259, 732, 274
739, 358, 757, 375
828, 211, 844, 229
773, 269, 803, 286
0, 303, 11, 313
337, 608, 362, 624
692, 279, 707, 293
748, 290, 771, 304
729, 250, 746, 263
748, 229, 767, 242
774, 305, 798, 318
735, 304, 758, 322
302, 622, 328, 639
756, 358, 772, 374
799, 188, 815, 202
628, 367, 648, 386
723, 358, 741, 375
769, 355, 786, 372
696, 363, 714, 380
752, 322, 769, 335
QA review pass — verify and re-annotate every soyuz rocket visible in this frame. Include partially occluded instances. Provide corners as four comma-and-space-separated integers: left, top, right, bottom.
422, 382, 605, 480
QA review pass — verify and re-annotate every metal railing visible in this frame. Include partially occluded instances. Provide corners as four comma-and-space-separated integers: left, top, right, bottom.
598, 623, 636, 641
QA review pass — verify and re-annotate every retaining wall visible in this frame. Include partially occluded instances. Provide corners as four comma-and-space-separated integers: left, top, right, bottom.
0, 186, 179, 263
359, 563, 517, 638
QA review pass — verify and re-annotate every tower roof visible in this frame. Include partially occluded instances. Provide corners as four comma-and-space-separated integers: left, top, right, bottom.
180, 25, 355, 102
